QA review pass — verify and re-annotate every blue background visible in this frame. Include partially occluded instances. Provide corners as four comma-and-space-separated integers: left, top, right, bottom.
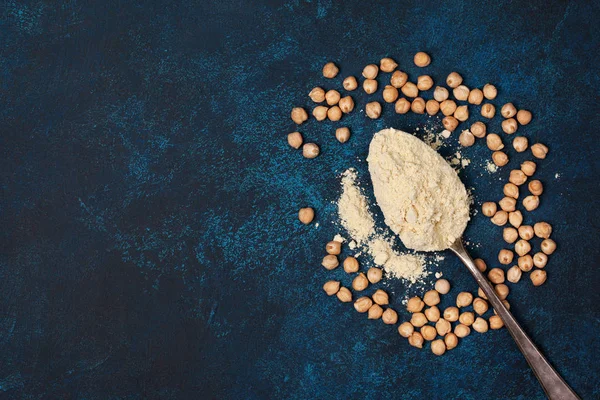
1, 0, 599, 399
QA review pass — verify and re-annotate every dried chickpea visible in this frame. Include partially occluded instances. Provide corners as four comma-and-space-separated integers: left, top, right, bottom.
509, 211, 523, 228
523, 195, 540, 211
343, 256, 359, 273
504, 183, 519, 199
414, 52, 431, 67
454, 324, 471, 338
509, 169, 527, 186
436, 318, 451, 336
322, 254, 339, 270
453, 85, 470, 101
312, 106, 328, 121
363, 79, 378, 94
478, 287, 487, 300
434, 86, 449, 102
471, 121, 487, 138
323, 281, 340, 296
343, 76, 358, 91
531, 143, 549, 159
291, 107, 309, 124
486, 134, 504, 150
501, 103, 517, 118
395, 98, 411, 114
459, 312, 475, 326
483, 84, 498, 99
327, 106, 342, 121
362, 64, 379, 79
513, 136, 528, 152
322, 62, 339, 78
401, 82, 418, 98
424, 306, 440, 322
326, 241, 342, 255
440, 99, 457, 116
390, 71, 408, 88
495, 284, 510, 300
518, 225, 535, 240
507, 265, 522, 283
426, 99, 440, 115
443, 307, 459, 322
398, 322, 414, 338
518, 255, 533, 272
491, 210, 508, 226
382, 85, 399, 103
336, 286, 352, 302
406, 296, 425, 313
517, 109, 532, 125
526, 181, 543, 198
541, 239, 557, 255
442, 116, 459, 132
530, 270, 547, 286
503, 227, 519, 243
368, 304, 384, 320
338, 96, 355, 113
534, 222, 552, 239
411, 97, 426, 114
533, 252, 548, 268
287, 131, 303, 149
354, 297, 373, 313
489, 315, 504, 329
456, 292, 473, 308
459, 130, 475, 147
474, 258, 487, 272
365, 101, 382, 119
435, 279, 451, 295
423, 290, 441, 306
473, 317, 489, 333
468, 88, 484, 105
380, 57, 398, 72
446, 72, 463, 88
408, 332, 424, 348
482, 202, 497, 217
521, 161, 537, 176
410, 312, 428, 327
417, 75, 434, 91
367, 267, 383, 283
325, 90, 341, 106
421, 325, 437, 341
445, 333, 458, 350
488, 268, 505, 284
298, 207, 314, 224
473, 298, 489, 315
502, 118, 518, 134
481, 103, 496, 119
372, 289, 389, 306
499, 196, 517, 212
492, 151, 509, 167
498, 249, 514, 265
335, 127, 351, 143
352, 273, 369, 291
454, 105, 469, 121
515, 239, 532, 256
309, 87, 326, 103
382, 308, 398, 325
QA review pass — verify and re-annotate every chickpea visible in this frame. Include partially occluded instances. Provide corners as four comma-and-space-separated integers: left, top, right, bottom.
489, 315, 504, 329
414, 52, 431, 67
336, 286, 352, 302
488, 268, 505, 284
365, 101, 382, 119
504, 183, 519, 199
380, 57, 398, 72
382, 308, 398, 324
434, 86, 449, 102
518, 225, 535, 240
453, 85, 470, 101
426, 99, 440, 115
443, 307, 459, 322
352, 273, 369, 291
440, 99, 457, 116
459, 130, 475, 147
517, 109, 532, 125
362, 64, 379, 79
468, 88, 484, 105
518, 255, 533, 272
521, 161, 537, 176
486, 133, 504, 150
454, 324, 471, 338
322, 62, 339, 78
492, 151, 509, 167
498, 249, 514, 265
343, 76, 358, 91
339, 96, 355, 113
478, 287, 487, 300
541, 239, 557, 255
431, 339, 446, 356
533, 252, 548, 268
401, 82, 418, 98
501, 103, 517, 118
481, 103, 496, 118
435, 279, 451, 295
491, 210, 508, 226
509, 169, 527, 186
380, 85, 399, 103
474, 258, 487, 272
323, 281, 341, 296
502, 118, 518, 134
327, 106, 342, 121
495, 284, 510, 300
456, 292, 473, 308
309, 87, 326, 103
395, 98, 411, 114
367, 267, 383, 283
390, 70, 408, 88
473, 298, 489, 315
454, 104, 469, 122
528, 180, 544, 196
363, 79, 378, 94
513, 136, 528, 152
459, 312, 475, 326
298, 207, 314, 224
473, 317, 489, 333
423, 290, 441, 306
533, 222, 552, 239
421, 325, 437, 341
530, 270, 547, 286
470, 121, 486, 138
322, 254, 339, 270
445, 333, 459, 350
287, 131, 303, 149
325, 90, 341, 106
507, 265, 522, 283
503, 227, 518, 243
326, 241, 342, 255
531, 143, 549, 159
417, 75, 434, 91
368, 304, 384, 319
446, 72, 463, 88
343, 256, 359, 273
291, 107, 309, 124
312, 105, 329, 121
425, 306, 440, 322
499, 196, 517, 212
442, 116, 459, 132
483, 84, 498, 99
411, 97, 426, 114
436, 318, 451, 336
406, 296, 424, 313
515, 239, 532, 256
509, 211, 523, 228
336, 127, 351, 143
408, 332, 424, 348
523, 195, 540, 211
482, 202, 497, 217
410, 312, 428, 327
354, 296, 373, 313
372, 289, 389, 306
398, 322, 415, 338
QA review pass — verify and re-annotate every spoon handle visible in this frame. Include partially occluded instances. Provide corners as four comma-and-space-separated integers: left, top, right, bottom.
450, 239, 579, 400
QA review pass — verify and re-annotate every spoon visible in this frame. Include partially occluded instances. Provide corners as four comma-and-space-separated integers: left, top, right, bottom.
450, 238, 579, 400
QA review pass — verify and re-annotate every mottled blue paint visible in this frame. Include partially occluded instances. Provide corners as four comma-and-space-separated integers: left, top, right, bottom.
0, 0, 599, 399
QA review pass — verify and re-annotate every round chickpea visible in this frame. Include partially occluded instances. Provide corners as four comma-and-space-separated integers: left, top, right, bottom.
367, 267, 383, 283
343, 256, 359, 273
426, 99, 440, 115
482, 202, 497, 217
473, 298, 489, 315
398, 321, 414, 338
380, 57, 398, 72
325, 89, 341, 106
454, 324, 471, 338
504, 183, 519, 199
436, 318, 451, 336
423, 290, 441, 306
530, 270, 547, 286
362, 64, 379, 79
446, 72, 463, 88
413, 52, 431, 67
534, 222, 552, 239
541, 239, 557, 255
502, 118, 518, 134
492, 151, 509, 167
470, 121, 486, 138
339, 96, 355, 114
503, 227, 518, 243
489, 315, 505, 330
327, 106, 342, 121
488, 268, 505, 284
309, 87, 326, 103
291, 107, 309, 124
509, 170, 528, 186
365, 102, 382, 119
521, 161, 536, 176
486, 134, 504, 151
468, 88, 484, 105
518, 255, 534, 272
459, 130, 475, 147
531, 143, 549, 159
528, 180, 544, 196
417, 75, 434, 91
515, 239, 532, 256
516, 109, 532, 125
352, 273, 368, 291
456, 292, 473, 308
442, 116, 459, 132
363, 79, 378, 94
509, 211, 523, 228
287, 131, 303, 149
395, 98, 411, 114
401, 82, 419, 98
498, 249, 514, 265
522, 195, 540, 211
494, 284, 510, 300
459, 312, 475, 326
453, 85, 470, 101
491, 210, 508, 226
382, 85, 399, 103
421, 325, 437, 341
322, 62, 339, 78
343, 76, 358, 91
390, 71, 408, 88
533, 252, 548, 268
406, 297, 425, 313
499, 196, 516, 212
408, 332, 424, 348
368, 304, 383, 320
313, 106, 328, 121
513, 136, 528, 152
424, 306, 440, 323
501, 103, 517, 118
518, 225, 534, 240
481, 103, 496, 118
454, 105, 469, 122
445, 333, 459, 350
411, 97, 426, 114
434, 86, 449, 102
483, 84, 497, 99
507, 265, 522, 283
443, 307, 459, 322
382, 308, 398, 324
474, 258, 487, 272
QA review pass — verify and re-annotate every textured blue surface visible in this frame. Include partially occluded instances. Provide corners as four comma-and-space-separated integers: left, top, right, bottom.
1, 1, 599, 399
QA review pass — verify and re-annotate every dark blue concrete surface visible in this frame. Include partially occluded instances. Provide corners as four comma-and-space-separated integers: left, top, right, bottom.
1, 1, 599, 399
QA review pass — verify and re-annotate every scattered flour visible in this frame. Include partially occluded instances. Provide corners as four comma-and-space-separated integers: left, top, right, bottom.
338, 169, 374, 245
486, 161, 498, 173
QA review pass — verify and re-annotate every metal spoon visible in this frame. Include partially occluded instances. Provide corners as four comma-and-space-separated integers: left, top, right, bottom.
450, 238, 579, 399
